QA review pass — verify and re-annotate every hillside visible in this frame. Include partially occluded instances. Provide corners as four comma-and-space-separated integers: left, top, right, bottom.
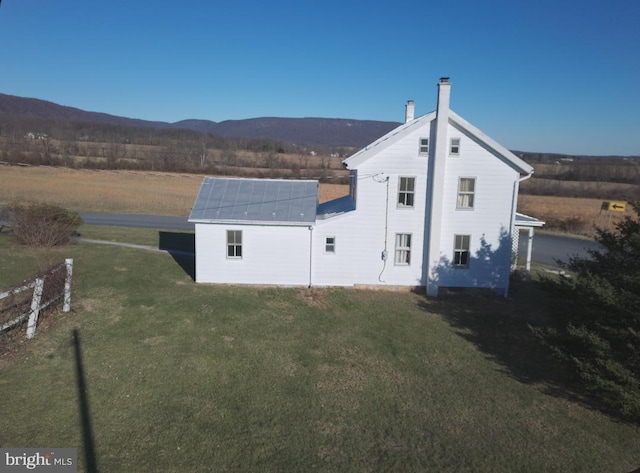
0, 93, 399, 148
173, 117, 399, 148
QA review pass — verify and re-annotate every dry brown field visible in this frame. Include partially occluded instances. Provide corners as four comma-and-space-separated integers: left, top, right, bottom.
0, 166, 349, 216
1, 165, 635, 236
518, 194, 632, 236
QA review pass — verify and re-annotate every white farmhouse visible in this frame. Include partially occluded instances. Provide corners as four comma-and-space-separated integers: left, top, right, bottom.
189, 78, 542, 296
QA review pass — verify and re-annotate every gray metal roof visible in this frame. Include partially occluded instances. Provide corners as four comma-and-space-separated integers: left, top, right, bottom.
317, 195, 356, 219
189, 177, 319, 225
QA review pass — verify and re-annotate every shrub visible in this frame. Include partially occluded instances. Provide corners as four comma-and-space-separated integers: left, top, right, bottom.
1, 201, 83, 247
535, 201, 640, 422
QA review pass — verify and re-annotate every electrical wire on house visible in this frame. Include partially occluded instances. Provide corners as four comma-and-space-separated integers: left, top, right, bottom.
377, 175, 390, 282
359, 172, 386, 181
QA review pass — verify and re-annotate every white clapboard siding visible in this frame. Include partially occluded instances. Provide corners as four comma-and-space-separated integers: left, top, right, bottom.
195, 224, 311, 286
313, 123, 431, 287
433, 122, 520, 291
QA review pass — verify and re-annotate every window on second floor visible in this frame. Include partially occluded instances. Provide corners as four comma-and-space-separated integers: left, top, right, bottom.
397, 177, 415, 208
457, 177, 475, 209
419, 137, 429, 155
450, 137, 460, 156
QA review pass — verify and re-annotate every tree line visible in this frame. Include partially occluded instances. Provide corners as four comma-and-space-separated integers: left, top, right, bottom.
0, 116, 351, 181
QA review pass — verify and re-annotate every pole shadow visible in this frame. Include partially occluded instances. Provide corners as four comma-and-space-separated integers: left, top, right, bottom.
73, 328, 99, 473
158, 231, 195, 280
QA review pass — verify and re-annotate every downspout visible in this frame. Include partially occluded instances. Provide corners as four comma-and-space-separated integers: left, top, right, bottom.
308, 225, 313, 288
505, 170, 534, 297
509, 171, 533, 232
509, 170, 533, 240
378, 176, 391, 282
518, 171, 535, 275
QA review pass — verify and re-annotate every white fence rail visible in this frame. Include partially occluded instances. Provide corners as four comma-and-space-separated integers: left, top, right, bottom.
0, 258, 73, 339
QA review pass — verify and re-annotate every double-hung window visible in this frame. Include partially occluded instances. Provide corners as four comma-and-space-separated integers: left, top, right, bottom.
398, 177, 415, 208
325, 236, 335, 254
419, 137, 429, 155
453, 235, 470, 267
394, 233, 412, 265
227, 230, 242, 258
450, 137, 460, 155
457, 177, 475, 209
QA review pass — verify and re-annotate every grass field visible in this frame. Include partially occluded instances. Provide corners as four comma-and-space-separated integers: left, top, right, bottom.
1, 228, 639, 472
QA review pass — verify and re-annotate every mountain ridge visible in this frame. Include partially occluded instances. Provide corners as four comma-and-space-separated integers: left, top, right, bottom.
0, 93, 400, 148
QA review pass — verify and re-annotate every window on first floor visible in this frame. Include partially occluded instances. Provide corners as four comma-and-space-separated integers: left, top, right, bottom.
453, 234, 470, 267
227, 230, 242, 258
397, 177, 415, 208
325, 236, 335, 253
394, 233, 412, 265
457, 177, 476, 209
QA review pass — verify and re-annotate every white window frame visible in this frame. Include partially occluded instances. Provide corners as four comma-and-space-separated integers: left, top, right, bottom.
226, 230, 242, 259
456, 177, 476, 210
325, 236, 335, 254
450, 137, 460, 156
453, 234, 471, 268
418, 137, 429, 156
394, 233, 412, 266
397, 176, 416, 208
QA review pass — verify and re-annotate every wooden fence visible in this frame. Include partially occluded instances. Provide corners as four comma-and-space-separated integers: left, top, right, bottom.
0, 258, 73, 340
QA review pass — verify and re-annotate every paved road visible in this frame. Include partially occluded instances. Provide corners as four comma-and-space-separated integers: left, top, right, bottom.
79, 212, 603, 266
80, 212, 194, 231
524, 232, 602, 266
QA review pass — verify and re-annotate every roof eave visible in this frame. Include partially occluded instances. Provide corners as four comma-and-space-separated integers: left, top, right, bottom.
515, 212, 545, 227
189, 218, 315, 226
343, 112, 435, 169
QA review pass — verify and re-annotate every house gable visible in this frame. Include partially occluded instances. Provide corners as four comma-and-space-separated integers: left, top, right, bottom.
449, 111, 532, 175
342, 112, 435, 170
343, 110, 532, 178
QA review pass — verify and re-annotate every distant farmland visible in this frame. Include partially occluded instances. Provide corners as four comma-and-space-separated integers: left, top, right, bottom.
0, 164, 636, 236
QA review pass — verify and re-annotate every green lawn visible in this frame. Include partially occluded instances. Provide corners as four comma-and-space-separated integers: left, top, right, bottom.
1, 228, 639, 472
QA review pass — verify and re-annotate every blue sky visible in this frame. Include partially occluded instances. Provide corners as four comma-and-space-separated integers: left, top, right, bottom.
1, 0, 639, 155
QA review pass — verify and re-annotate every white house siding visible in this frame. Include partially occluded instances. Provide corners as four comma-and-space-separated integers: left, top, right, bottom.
432, 122, 520, 291
194, 223, 311, 285
312, 125, 431, 287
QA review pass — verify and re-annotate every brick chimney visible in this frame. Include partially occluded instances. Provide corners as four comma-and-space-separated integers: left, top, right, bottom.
405, 100, 415, 123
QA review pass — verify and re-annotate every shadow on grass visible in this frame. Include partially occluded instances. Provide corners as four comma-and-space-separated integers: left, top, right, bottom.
418, 278, 631, 423
159, 231, 195, 281
73, 329, 99, 473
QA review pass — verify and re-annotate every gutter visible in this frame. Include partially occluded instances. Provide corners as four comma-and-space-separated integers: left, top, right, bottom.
188, 219, 314, 226
519, 169, 534, 183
